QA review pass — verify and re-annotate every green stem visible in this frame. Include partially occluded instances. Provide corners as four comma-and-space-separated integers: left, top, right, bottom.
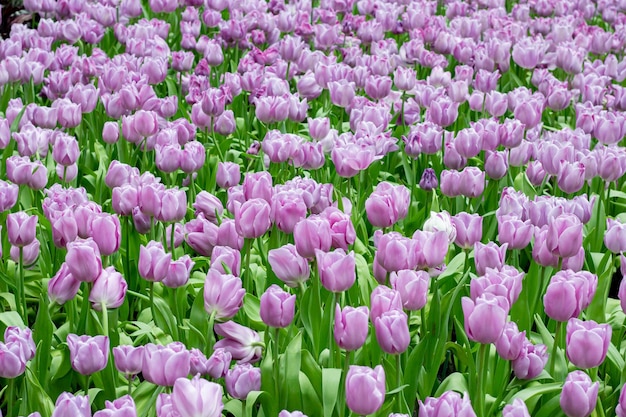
19, 247, 27, 323
150, 281, 156, 323
8, 377, 14, 417
170, 222, 177, 258
127, 376, 133, 396
273, 327, 280, 404
101, 304, 109, 338
549, 321, 563, 378
329, 293, 340, 368
339, 350, 351, 417
244, 239, 252, 294
476, 344, 489, 417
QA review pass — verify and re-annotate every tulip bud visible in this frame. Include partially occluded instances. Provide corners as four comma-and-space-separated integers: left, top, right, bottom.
316, 249, 356, 293
375, 309, 410, 354
390, 270, 430, 310
216, 162, 241, 189
511, 340, 548, 380
496, 322, 526, 361
225, 363, 261, 400
142, 342, 191, 386
89, 266, 128, 311
451, 212, 482, 249
67, 334, 109, 375
171, 375, 224, 416
260, 285, 296, 328
48, 263, 81, 305
560, 371, 598, 417
235, 198, 272, 239
502, 398, 531, 417
268, 244, 310, 288
113, 345, 145, 378
546, 214, 582, 259
474, 242, 507, 276
461, 293, 508, 344
6, 211, 37, 247
65, 238, 103, 283
345, 365, 385, 416
294, 216, 333, 259
334, 304, 369, 351
566, 318, 611, 369
206, 348, 232, 379
51, 393, 91, 417
418, 391, 476, 417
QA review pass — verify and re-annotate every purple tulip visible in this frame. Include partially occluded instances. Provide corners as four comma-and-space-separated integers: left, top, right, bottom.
496, 322, 526, 361
471, 265, 524, 307
316, 249, 356, 293
458, 166, 485, 198
419, 168, 438, 191
91, 214, 122, 256
142, 342, 191, 387
268, 244, 310, 288
216, 162, 241, 189
365, 182, 410, 228
474, 242, 507, 276
375, 309, 410, 354
543, 270, 597, 322
498, 215, 534, 250
89, 266, 127, 311
93, 395, 137, 417
214, 321, 263, 364
616, 385, 626, 417
461, 293, 508, 344
260, 285, 296, 328
376, 233, 417, 273
48, 263, 81, 305
10, 238, 40, 265
210, 246, 241, 276
113, 345, 145, 378
235, 198, 272, 239
370, 285, 404, 322
334, 304, 369, 351
163, 255, 194, 288
206, 348, 232, 379
502, 399, 531, 417
51, 393, 91, 417
345, 365, 385, 416
6, 211, 37, 248
605, 218, 626, 253
5, 326, 36, 362
0, 180, 18, 212
390, 270, 430, 311
225, 363, 261, 400
560, 371, 598, 417
566, 318, 611, 369
271, 192, 308, 234
293, 216, 333, 259
138, 241, 172, 283
511, 340, 548, 380
418, 391, 476, 417
451, 212, 482, 249
0, 342, 26, 378
67, 334, 109, 375
170, 374, 224, 416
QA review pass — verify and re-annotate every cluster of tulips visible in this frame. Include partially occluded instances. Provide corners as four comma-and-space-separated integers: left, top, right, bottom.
1, 0, 626, 415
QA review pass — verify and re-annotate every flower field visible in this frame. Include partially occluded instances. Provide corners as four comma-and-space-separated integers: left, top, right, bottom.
0, 0, 626, 416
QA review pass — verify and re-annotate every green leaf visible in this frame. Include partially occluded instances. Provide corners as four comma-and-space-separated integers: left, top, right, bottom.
0, 311, 25, 329
322, 368, 342, 417
512, 382, 562, 402
434, 372, 469, 396
284, 333, 303, 411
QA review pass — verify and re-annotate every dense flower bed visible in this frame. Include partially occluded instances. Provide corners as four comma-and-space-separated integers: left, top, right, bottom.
0, 0, 626, 416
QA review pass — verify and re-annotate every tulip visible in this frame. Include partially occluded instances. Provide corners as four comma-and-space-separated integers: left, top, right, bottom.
471, 265, 524, 307
206, 348, 232, 379
67, 334, 109, 375
365, 182, 410, 228
51, 393, 91, 417
193, 191, 224, 224
142, 342, 191, 386
376, 233, 417, 273
495, 322, 526, 361
93, 395, 137, 417
546, 214, 582, 259
511, 340, 548, 380
242, 171, 273, 203
91, 214, 122, 256
225, 363, 261, 400
419, 168, 438, 191
560, 371, 598, 417
260, 285, 296, 328
474, 242, 507, 276
48, 263, 81, 304
370, 285, 404, 322
345, 365, 385, 416
418, 391, 477, 417
210, 246, 241, 276
334, 305, 369, 351
375, 309, 410, 354
566, 318, 611, 369
155, 188, 187, 224
0, 180, 18, 212
451, 213, 482, 249
138, 241, 172, 283
89, 267, 127, 311
502, 399, 531, 417
184, 215, 219, 256
171, 375, 224, 417
461, 294, 508, 344
163, 255, 194, 288
390, 270, 430, 310
65, 238, 102, 283
5, 326, 36, 362
6, 212, 37, 247
235, 198, 272, 239
10, 239, 40, 265
203, 269, 245, 321
0, 342, 26, 378
543, 270, 597, 322
316, 249, 356, 293
458, 166, 485, 198
113, 345, 145, 378
268, 244, 310, 288
498, 215, 533, 250
605, 218, 626, 253
271, 192, 307, 234
293, 216, 333, 259
214, 321, 263, 364
216, 162, 241, 189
